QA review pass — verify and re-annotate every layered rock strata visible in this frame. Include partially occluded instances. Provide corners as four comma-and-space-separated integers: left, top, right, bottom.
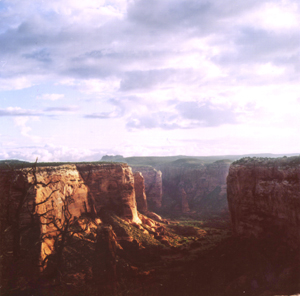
158, 160, 230, 214
133, 172, 148, 213
227, 156, 300, 247
76, 164, 140, 223
0, 163, 141, 264
132, 166, 163, 209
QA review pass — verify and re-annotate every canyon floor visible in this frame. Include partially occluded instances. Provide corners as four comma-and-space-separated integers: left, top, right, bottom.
2, 211, 300, 296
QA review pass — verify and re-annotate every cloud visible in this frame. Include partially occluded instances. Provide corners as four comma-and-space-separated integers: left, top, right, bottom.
0, 144, 107, 162
119, 68, 201, 91
0, 0, 300, 158
0, 0, 298, 91
23, 48, 52, 63
44, 106, 79, 112
177, 101, 238, 126
0, 106, 79, 117
14, 117, 31, 136
38, 93, 65, 101
13, 116, 41, 142
84, 109, 121, 119
0, 107, 41, 117
126, 100, 240, 130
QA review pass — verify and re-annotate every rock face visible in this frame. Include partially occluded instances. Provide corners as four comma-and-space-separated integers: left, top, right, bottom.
179, 186, 190, 213
133, 172, 148, 213
34, 164, 140, 224
76, 164, 140, 223
158, 160, 231, 214
132, 166, 163, 210
227, 156, 300, 247
0, 163, 141, 264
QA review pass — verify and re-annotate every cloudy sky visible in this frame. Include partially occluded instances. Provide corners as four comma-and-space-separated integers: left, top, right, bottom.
0, 0, 299, 161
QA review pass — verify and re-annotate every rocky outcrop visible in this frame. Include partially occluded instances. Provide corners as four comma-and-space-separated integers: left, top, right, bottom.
0, 163, 141, 265
158, 159, 231, 214
132, 166, 162, 210
76, 164, 140, 223
133, 172, 148, 213
227, 156, 300, 248
33, 164, 140, 224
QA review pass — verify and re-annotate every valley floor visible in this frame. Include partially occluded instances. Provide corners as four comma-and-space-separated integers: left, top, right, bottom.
1, 212, 300, 296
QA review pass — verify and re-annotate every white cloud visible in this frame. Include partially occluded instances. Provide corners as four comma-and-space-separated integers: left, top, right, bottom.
13, 116, 41, 142
253, 1, 299, 30
0, 144, 107, 162
0, 0, 300, 158
0, 76, 35, 91
37, 93, 65, 101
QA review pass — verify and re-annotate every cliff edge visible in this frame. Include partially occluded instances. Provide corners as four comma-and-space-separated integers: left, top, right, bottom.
227, 156, 300, 247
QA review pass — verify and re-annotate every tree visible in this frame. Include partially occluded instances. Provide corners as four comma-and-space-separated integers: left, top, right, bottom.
0, 159, 60, 294
39, 194, 85, 280
2, 159, 58, 258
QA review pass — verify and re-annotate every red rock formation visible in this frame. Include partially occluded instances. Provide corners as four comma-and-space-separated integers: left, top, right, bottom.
132, 166, 162, 210
227, 156, 300, 248
76, 164, 140, 223
0, 163, 141, 266
133, 172, 148, 214
158, 160, 230, 214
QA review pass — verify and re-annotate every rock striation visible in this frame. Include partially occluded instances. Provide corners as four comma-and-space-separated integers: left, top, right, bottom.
131, 166, 163, 210
158, 159, 230, 214
33, 164, 140, 224
76, 164, 140, 223
227, 156, 300, 247
0, 163, 141, 265
133, 172, 148, 214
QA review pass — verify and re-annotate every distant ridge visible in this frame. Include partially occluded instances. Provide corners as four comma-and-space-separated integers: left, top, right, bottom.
101, 153, 300, 166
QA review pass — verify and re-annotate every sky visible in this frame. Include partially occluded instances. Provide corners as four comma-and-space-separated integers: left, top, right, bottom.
0, 0, 299, 162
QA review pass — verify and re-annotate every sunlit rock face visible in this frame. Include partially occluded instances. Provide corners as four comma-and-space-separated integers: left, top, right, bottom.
0, 163, 141, 264
158, 160, 230, 214
132, 166, 163, 210
227, 156, 300, 248
133, 172, 148, 214
76, 164, 140, 223
33, 164, 140, 224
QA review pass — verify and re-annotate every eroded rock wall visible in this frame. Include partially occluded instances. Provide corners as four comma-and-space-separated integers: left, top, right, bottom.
0, 163, 141, 264
133, 172, 148, 213
132, 166, 162, 210
227, 156, 300, 247
33, 164, 140, 224
76, 164, 140, 223
158, 160, 230, 214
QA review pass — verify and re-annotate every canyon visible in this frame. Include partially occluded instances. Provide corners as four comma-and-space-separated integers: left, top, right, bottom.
2, 154, 300, 296
156, 159, 231, 215
131, 166, 163, 210
0, 163, 143, 268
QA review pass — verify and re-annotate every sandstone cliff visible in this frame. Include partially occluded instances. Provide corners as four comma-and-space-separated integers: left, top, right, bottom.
33, 164, 140, 224
131, 166, 162, 210
76, 164, 140, 223
0, 163, 141, 264
158, 159, 231, 215
227, 156, 300, 247
133, 172, 148, 214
